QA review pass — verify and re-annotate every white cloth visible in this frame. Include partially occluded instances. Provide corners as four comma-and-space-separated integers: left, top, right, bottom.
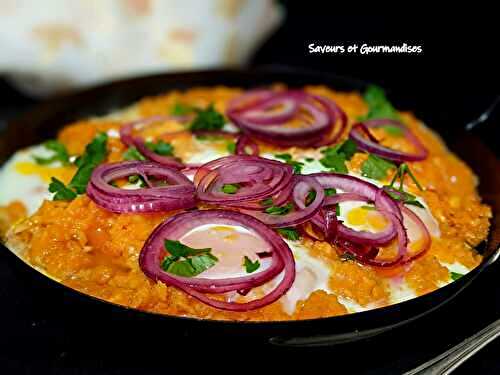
0, 0, 283, 96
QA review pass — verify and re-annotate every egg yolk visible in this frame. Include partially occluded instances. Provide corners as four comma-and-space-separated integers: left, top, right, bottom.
15, 162, 74, 184
346, 206, 388, 232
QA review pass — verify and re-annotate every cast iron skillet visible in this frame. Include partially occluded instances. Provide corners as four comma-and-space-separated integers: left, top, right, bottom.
1, 68, 499, 347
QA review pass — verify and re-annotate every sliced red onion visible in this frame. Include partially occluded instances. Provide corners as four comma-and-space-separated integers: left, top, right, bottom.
235, 134, 259, 156
244, 175, 325, 228
195, 155, 294, 210
120, 116, 189, 169
139, 210, 295, 311
349, 119, 428, 162
399, 204, 431, 264
87, 161, 196, 213
227, 90, 347, 147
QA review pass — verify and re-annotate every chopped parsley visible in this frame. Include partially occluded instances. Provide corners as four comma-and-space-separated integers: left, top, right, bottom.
339, 252, 357, 262
383, 125, 404, 137
261, 198, 274, 207
226, 141, 236, 154
49, 133, 108, 200
305, 190, 316, 206
128, 174, 147, 187
277, 227, 301, 241
265, 202, 293, 215
305, 157, 315, 163
384, 163, 425, 208
123, 146, 146, 161
195, 134, 225, 141
48, 177, 77, 201
243, 256, 260, 274
221, 183, 240, 194
325, 188, 337, 196
360, 85, 399, 121
145, 140, 174, 156
189, 104, 226, 132
33, 140, 70, 165
161, 239, 218, 277
171, 103, 196, 116
274, 153, 304, 174
361, 154, 396, 180
319, 139, 358, 173
450, 271, 464, 281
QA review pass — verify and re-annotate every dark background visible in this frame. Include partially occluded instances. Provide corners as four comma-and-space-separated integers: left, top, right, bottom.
0, 5, 498, 374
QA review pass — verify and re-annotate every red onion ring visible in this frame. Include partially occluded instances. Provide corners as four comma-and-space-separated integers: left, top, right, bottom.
399, 204, 432, 264
244, 175, 325, 228
120, 116, 188, 169
349, 119, 428, 162
227, 90, 347, 147
87, 161, 196, 213
139, 210, 295, 311
235, 134, 259, 156
195, 155, 294, 210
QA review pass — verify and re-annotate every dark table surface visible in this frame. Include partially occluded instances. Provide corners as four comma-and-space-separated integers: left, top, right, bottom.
1, 7, 499, 374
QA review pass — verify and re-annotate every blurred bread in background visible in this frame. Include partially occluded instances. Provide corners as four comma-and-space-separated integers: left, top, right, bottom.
0, 0, 283, 96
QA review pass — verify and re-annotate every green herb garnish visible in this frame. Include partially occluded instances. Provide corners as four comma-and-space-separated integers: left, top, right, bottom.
383, 163, 424, 207
189, 104, 225, 132
221, 183, 240, 194
305, 190, 316, 206
274, 153, 304, 174
360, 85, 399, 121
48, 177, 77, 201
361, 205, 376, 211
145, 140, 174, 156
171, 103, 196, 116
49, 133, 108, 200
243, 256, 260, 274
33, 140, 70, 166
324, 188, 337, 196
305, 157, 315, 163
69, 133, 108, 194
161, 240, 218, 277
261, 198, 274, 207
265, 202, 293, 216
319, 139, 358, 173
339, 252, 356, 262
123, 146, 146, 161
450, 271, 464, 281
277, 227, 301, 241
361, 154, 396, 180
383, 125, 404, 137
226, 141, 236, 154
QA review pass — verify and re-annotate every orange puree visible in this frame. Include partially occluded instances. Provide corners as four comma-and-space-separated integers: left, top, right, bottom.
2, 86, 491, 321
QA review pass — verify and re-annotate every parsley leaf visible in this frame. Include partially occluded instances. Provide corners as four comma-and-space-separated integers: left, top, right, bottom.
383, 125, 404, 137
450, 271, 464, 281
161, 240, 218, 277
48, 133, 108, 200
69, 133, 108, 194
265, 202, 293, 215
324, 188, 337, 196
145, 140, 174, 156
33, 140, 70, 165
384, 163, 425, 207
123, 147, 146, 161
361, 154, 396, 180
171, 103, 195, 116
261, 198, 274, 207
48, 177, 77, 201
305, 190, 316, 206
361, 85, 399, 120
277, 227, 301, 241
226, 141, 236, 154
243, 256, 260, 273
274, 153, 304, 174
319, 139, 358, 173
384, 189, 425, 209
221, 184, 239, 194
189, 104, 226, 132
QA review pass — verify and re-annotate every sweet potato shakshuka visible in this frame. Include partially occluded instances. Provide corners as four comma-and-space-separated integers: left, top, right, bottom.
0, 85, 491, 321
